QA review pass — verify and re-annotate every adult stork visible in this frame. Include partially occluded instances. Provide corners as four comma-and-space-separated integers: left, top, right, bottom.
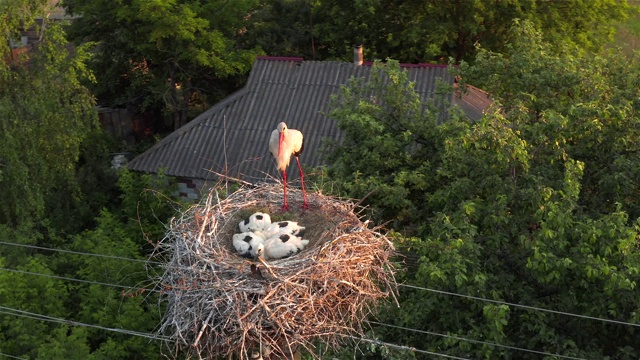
269, 122, 309, 211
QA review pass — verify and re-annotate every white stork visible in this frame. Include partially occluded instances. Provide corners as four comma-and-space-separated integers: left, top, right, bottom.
253, 233, 310, 260
261, 221, 306, 239
238, 212, 272, 233
269, 122, 309, 211
232, 231, 266, 259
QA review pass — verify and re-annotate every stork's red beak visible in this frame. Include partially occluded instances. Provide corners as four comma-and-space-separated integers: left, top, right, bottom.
278, 131, 284, 156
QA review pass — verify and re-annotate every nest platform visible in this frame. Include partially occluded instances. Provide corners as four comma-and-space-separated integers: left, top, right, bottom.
153, 183, 397, 359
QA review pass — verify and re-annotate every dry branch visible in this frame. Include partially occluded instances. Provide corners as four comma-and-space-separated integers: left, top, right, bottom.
151, 183, 397, 359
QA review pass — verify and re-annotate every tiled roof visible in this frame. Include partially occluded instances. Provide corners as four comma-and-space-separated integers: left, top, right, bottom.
127, 57, 492, 183
453, 83, 492, 122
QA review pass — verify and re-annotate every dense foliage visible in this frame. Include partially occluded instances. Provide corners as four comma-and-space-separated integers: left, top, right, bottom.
2, 0, 640, 358
244, 0, 629, 63
1, 6, 181, 357
325, 21, 640, 359
60, 0, 630, 135
0, 22, 96, 225
0, 167, 182, 359
63, 0, 263, 131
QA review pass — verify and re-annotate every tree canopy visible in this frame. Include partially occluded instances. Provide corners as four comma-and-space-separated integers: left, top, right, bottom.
63, 0, 263, 131
244, 0, 629, 63
325, 20, 640, 359
2, 1, 640, 358
0, 3, 176, 358
0, 2, 97, 226
60, 0, 631, 133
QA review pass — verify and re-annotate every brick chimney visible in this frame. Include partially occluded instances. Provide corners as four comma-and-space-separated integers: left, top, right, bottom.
354, 45, 363, 65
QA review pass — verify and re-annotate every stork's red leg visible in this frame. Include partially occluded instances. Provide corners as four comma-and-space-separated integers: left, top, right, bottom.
295, 156, 309, 210
281, 170, 290, 211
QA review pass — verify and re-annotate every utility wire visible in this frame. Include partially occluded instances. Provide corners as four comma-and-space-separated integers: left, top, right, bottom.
0, 267, 157, 293
2, 295, 583, 360
0, 242, 599, 359
398, 283, 640, 328
0, 352, 28, 360
0, 240, 162, 265
4, 241, 640, 330
0, 305, 171, 341
351, 336, 471, 360
368, 321, 586, 360
0, 305, 467, 360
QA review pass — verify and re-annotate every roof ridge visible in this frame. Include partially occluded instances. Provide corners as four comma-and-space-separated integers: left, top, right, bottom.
127, 88, 250, 167
255, 55, 448, 68
255, 56, 304, 62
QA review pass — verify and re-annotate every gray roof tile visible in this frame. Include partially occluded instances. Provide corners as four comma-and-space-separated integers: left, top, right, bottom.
128, 57, 492, 183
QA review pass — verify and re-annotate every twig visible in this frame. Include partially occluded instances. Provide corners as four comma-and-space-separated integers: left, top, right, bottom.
193, 311, 213, 347
150, 182, 397, 359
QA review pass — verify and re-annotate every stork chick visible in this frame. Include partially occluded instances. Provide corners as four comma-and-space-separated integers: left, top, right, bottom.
254, 233, 310, 260
261, 221, 306, 239
239, 212, 272, 233
232, 231, 266, 259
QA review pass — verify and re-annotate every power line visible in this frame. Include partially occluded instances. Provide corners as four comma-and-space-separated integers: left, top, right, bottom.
351, 336, 471, 360
368, 321, 586, 360
0, 274, 623, 360
0, 268, 583, 359
0, 240, 162, 265
0, 243, 633, 360
0, 305, 467, 360
0, 267, 157, 293
399, 283, 640, 329
0, 305, 171, 342
0, 352, 28, 360
5, 240, 640, 330
0, 280, 586, 360
0, 294, 582, 359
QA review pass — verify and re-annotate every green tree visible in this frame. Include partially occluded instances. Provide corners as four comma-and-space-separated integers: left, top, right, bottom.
44, 129, 122, 236
0, 0, 47, 55
0, 3, 184, 358
68, 210, 163, 359
0, 256, 70, 358
2, 17, 120, 232
0, 0, 96, 225
63, 0, 263, 131
0, 169, 182, 359
244, 0, 629, 63
326, 59, 456, 228
241, 0, 320, 60
325, 22, 640, 359
463, 19, 640, 220
0, 14, 97, 226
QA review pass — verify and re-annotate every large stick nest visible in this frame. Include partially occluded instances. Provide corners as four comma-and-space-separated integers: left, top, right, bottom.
152, 183, 398, 359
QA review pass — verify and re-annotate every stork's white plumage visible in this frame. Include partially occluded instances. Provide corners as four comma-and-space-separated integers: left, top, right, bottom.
238, 212, 272, 233
261, 220, 306, 239
232, 231, 266, 259
269, 122, 309, 211
255, 233, 310, 260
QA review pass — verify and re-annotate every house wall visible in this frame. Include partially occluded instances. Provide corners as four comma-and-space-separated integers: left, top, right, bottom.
173, 177, 248, 203
98, 107, 163, 144
98, 107, 137, 144
175, 177, 205, 201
